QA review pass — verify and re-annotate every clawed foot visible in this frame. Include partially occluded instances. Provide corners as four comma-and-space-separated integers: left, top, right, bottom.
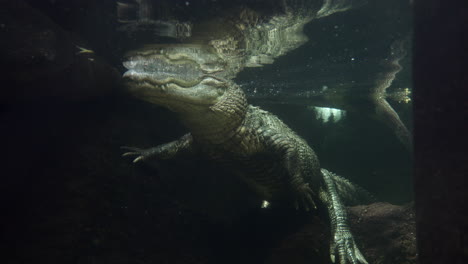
330, 229, 368, 264
121, 146, 156, 163
293, 183, 317, 211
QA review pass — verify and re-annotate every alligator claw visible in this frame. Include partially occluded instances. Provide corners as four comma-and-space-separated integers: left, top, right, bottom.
122, 151, 139, 156
121, 146, 150, 163
133, 156, 144, 163
330, 230, 368, 264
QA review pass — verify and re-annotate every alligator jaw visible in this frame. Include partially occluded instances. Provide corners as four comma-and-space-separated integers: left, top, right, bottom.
123, 74, 227, 111
122, 55, 206, 87
123, 44, 227, 84
122, 68, 203, 88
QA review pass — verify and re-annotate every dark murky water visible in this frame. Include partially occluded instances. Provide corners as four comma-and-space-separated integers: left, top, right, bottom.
1, 1, 414, 263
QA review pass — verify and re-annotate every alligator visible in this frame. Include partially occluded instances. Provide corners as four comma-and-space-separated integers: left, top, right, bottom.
120, 0, 373, 263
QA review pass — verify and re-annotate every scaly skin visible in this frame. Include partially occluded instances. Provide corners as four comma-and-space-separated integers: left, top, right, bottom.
121, 1, 370, 263
122, 79, 370, 264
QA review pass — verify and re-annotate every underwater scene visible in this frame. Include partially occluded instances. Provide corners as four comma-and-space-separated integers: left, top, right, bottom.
2, 0, 415, 263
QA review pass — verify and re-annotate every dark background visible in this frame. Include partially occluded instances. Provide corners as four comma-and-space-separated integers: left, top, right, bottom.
0, 0, 430, 263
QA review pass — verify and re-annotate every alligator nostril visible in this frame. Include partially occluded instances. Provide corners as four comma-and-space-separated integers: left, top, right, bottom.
123, 60, 137, 69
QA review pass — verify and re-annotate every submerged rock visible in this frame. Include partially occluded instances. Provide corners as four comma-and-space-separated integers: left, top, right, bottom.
348, 202, 417, 264
265, 202, 416, 264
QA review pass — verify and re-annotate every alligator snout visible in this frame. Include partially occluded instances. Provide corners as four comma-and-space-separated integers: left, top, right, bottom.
123, 54, 205, 86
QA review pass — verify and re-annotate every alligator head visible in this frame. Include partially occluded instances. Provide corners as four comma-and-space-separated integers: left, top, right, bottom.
123, 44, 248, 143
124, 44, 236, 106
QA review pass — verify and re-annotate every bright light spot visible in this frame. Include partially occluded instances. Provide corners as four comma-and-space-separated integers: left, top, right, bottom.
261, 200, 270, 209
313, 106, 346, 123
351, 57, 355, 61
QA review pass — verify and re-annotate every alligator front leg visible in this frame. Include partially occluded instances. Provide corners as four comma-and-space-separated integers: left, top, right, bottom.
320, 169, 368, 264
122, 133, 193, 163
